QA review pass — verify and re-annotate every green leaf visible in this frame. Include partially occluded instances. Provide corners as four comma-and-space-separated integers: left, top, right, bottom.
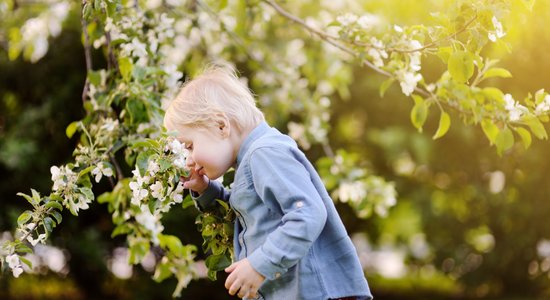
17, 192, 35, 206
482, 68, 512, 80
50, 210, 63, 224
31, 189, 41, 204
448, 51, 474, 83
379, 78, 395, 97
514, 127, 532, 149
410, 95, 428, 132
126, 98, 148, 124
79, 187, 94, 201
153, 261, 173, 282
159, 234, 184, 255
522, 0, 536, 11
433, 111, 451, 140
481, 119, 499, 145
437, 46, 452, 64
524, 116, 548, 140
45, 201, 63, 211
129, 240, 150, 264
15, 243, 33, 254
111, 224, 132, 238
17, 211, 32, 226
218, 0, 228, 10
495, 126, 515, 156
43, 216, 55, 232
136, 150, 153, 177
78, 165, 95, 177
87, 70, 102, 86
482, 87, 504, 102
182, 195, 195, 209
119, 57, 133, 82
66, 121, 79, 138
205, 253, 231, 272
19, 256, 33, 269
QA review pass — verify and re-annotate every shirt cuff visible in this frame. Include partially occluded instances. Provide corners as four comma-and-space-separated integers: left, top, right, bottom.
191, 179, 222, 211
247, 247, 288, 280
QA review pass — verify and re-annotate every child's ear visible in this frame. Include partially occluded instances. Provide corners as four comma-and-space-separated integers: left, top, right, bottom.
215, 113, 230, 138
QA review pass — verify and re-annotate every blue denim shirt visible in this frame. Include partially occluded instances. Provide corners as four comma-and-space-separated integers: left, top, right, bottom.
194, 122, 372, 300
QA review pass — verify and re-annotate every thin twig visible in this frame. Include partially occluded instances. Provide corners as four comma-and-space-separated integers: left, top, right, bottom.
262, 0, 428, 97
353, 16, 478, 54
81, 1, 93, 104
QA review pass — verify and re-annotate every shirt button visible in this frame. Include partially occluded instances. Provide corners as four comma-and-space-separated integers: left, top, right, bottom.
295, 201, 304, 208
274, 272, 281, 279
238, 235, 244, 245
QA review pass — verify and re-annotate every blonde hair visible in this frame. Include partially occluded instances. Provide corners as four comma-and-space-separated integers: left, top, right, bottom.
163, 64, 264, 133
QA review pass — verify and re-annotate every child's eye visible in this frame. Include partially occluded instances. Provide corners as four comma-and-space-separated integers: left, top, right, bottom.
185, 143, 193, 151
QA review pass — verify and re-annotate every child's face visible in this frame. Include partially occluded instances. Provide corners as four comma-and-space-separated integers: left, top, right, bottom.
177, 125, 236, 180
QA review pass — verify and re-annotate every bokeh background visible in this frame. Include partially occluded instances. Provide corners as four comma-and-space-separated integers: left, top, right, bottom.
1, 0, 550, 299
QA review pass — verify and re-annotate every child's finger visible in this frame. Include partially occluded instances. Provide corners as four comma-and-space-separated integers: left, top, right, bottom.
225, 262, 237, 273
227, 279, 241, 296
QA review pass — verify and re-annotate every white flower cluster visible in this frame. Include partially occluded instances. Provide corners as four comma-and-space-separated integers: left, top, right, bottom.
367, 37, 388, 68
503, 94, 528, 121
91, 163, 114, 183
535, 94, 550, 115
336, 13, 381, 30
127, 138, 187, 244
6, 254, 24, 278
488, 16, 506, 42
50, 165, 77, 193
19, 223, 46, 247
166, 138, 189, 170
338, 181, 367, 203
50, 165, 91, 214
397, 39, 423, 96
18, 1, 70, 62
135, 206, 164, 245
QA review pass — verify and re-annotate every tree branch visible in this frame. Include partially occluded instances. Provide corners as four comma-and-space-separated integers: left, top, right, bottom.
262, 0, 427, 97
81, 0, 93, 104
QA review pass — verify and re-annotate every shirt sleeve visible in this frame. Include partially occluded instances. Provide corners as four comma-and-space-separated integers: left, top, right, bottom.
191, 179, 231, 211
246, 146, 328, 280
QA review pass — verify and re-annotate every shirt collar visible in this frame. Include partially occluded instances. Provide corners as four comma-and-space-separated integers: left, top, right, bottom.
236, 121, 270, 168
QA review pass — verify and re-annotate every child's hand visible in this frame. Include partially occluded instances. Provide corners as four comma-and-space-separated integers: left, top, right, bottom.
225, 258, 265, 299
180, 167, 209, 194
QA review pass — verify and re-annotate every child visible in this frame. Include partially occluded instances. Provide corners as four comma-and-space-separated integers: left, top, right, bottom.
163, 65, 373, 300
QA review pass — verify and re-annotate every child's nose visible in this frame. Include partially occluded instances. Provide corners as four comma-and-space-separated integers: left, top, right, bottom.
186, 155, 195, 168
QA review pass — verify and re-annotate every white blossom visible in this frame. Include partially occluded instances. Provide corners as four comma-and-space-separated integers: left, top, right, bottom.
357, 14, 381, 30
148, 161, 160, 177
92, 163, 114, 183
100, 118, 119, 132
338, 181, 367, 203
398, 70, 423, 96
336, 13, 358, 26
150, 181, 164, 200
536, 95, 550, 114
70, 194, 91, 214
50, 165, 76, 192
27, 233, 46, 246
367, 38, 388, 68
173, 157, 186, 169
488, 16, 505, 42
6, 254, 20, 269
162, 64, 183, 90
171, 181, 185, 203
135, 207, 164, 245
167, 139, 185, 155
12, 266, 24, 278
503, 94, 527, 121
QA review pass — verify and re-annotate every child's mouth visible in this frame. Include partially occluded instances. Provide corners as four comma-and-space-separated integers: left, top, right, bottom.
196, 166, 204, 175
